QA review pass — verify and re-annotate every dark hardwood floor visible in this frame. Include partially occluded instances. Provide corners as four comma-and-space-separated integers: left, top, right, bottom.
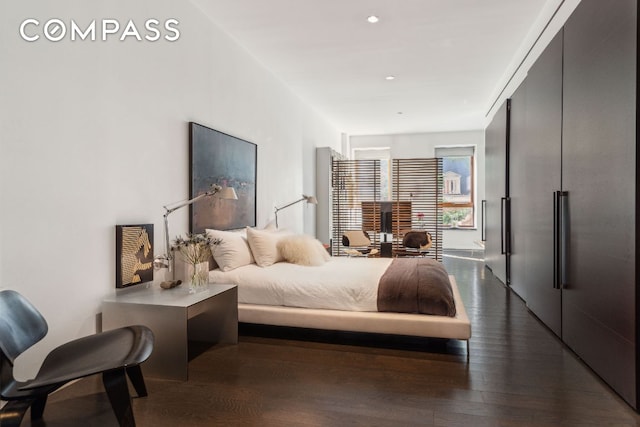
25, 250, 640, 426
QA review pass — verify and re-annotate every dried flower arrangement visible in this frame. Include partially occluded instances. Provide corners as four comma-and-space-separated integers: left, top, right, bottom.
172, 233, 219, 263
172, 233, 221, 287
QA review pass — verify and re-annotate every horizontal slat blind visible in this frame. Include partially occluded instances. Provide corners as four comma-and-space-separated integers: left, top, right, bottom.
331, 159, 380, 256
331, 158, 442, 261
392, 158, 443, 261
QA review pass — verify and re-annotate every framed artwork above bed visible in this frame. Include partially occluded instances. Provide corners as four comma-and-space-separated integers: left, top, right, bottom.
189, 122, 257, 233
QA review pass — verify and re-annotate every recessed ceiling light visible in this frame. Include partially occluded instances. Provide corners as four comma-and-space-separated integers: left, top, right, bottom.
367, 15, 379, 23
385, 75, 396, 81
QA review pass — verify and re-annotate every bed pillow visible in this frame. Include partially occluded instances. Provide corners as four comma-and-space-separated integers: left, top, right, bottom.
245, 226, 287, 267
205, 228, 254, 272
277, 235, 330, 266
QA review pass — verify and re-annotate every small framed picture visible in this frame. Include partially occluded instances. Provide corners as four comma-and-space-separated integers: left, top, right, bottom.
115, 224, 154, 288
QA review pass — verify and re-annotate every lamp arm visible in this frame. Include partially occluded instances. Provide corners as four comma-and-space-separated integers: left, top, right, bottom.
160, 185, 222, 272
274, 197, 305, 213
163, 211, 172, 269
164, 185, 221, 215
274, 198, 304, 229
164, 193, 207, 216
273, 195, 316, 228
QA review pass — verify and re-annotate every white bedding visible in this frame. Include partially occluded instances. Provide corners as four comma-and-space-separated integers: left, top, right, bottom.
210, 257, 471, 341
209, 257, 394, 312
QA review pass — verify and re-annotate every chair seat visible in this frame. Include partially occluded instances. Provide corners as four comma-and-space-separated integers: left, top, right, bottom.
19, 326, 153, 392
393, 249, 429, 258
344, 248, 379, 257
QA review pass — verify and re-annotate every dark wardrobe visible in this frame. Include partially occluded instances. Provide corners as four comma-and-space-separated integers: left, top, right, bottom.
510, 30, 563, 337
484, 99, 510, 285
487, 0, 639, 410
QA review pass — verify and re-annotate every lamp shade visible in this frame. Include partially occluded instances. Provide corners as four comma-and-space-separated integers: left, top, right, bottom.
218, 187, 238, 200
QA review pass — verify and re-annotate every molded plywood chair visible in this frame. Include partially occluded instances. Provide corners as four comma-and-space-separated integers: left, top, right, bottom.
394, 230, 432, 257
341, 230, 379, 257
0, 289, 154, 427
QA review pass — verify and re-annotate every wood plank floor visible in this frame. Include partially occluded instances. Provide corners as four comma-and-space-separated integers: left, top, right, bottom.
25, 250, 640, 426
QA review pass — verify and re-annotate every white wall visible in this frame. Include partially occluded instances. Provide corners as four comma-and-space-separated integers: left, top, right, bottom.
0, 0, 340, 378
350, 131, 485, 250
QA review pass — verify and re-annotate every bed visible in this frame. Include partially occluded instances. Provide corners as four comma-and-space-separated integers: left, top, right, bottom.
208, 251, 471, 349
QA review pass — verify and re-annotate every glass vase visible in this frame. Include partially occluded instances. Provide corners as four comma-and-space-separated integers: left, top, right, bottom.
186, 261, 209, 292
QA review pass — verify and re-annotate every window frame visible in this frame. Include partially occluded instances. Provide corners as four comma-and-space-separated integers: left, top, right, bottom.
435, 146, 476, 229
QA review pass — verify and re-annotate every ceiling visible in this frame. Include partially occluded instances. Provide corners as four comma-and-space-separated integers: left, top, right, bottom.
192, 0, 552, 136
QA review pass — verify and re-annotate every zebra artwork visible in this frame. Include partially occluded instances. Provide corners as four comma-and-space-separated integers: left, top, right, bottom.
116, 224, 154, 288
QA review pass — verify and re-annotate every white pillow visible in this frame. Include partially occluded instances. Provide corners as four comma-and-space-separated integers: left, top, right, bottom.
205, 229, 254, 272
246, 227, 286, 267
277, 235, 330, 266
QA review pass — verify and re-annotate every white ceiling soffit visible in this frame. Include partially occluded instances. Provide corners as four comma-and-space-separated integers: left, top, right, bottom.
192, 0, 562, 136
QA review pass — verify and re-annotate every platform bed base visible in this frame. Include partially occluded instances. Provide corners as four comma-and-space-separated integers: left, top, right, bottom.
238, 276, 471, 354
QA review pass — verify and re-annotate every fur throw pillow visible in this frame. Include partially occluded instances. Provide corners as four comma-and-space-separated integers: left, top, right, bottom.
277, 235, 330, 266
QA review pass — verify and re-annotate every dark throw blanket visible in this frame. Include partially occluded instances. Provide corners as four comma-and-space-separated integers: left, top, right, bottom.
377, 258, 456, 316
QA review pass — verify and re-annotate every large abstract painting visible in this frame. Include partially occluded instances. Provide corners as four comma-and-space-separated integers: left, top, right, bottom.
115, 224, 154, 288
189, 122, 257, 233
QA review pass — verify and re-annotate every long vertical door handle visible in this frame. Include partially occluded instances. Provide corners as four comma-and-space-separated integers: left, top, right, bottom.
500, 197, 510, 255
481, 200, 487, 241
500, 197, 506, 254
553, 191, 560, 289
559, 191, 569, 288
505, 197, 511, 255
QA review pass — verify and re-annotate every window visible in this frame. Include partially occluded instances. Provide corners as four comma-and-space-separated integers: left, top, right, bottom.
353, 148, 391, 201
435, 146, 476, 228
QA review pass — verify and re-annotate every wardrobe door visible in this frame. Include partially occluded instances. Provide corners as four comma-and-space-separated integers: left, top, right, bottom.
563, 0, 637, 408
484, 100, 510, 285
510, 31, 563, 336
509, 80, 528, 300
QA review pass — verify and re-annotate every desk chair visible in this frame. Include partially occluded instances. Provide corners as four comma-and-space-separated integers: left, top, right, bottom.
393, 230, 432, 257
341, 230, 379, 257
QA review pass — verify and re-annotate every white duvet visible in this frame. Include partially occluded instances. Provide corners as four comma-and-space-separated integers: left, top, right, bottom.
208, 257, 393, 312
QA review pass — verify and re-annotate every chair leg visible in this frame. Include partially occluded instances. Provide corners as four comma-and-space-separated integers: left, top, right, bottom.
103, 369, 136, 427
126, 365, 148, 397
30, 395, 48, 420
0, 399, 33, 427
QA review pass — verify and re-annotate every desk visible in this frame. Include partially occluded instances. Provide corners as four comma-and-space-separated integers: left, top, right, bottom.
102, 283, 237, 381
380, 242, 393, 257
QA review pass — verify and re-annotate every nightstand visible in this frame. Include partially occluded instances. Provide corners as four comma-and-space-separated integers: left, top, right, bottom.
102, 283, 237, 381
